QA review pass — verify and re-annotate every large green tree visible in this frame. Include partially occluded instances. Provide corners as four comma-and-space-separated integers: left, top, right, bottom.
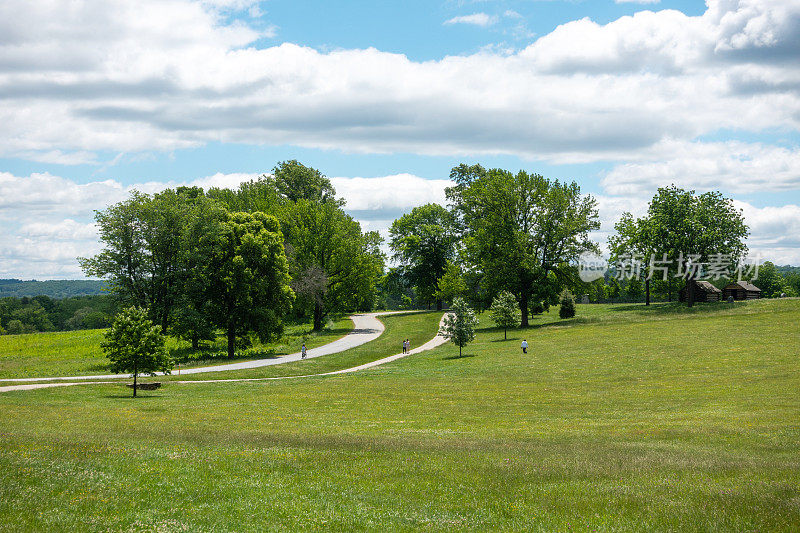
269, 160, 341, 205
610, 186, 748, 307
79, 189, 196, 332
196, 211, 295, 358
447, 165, 599, 326
280, 200, 383, 330
389, 204, 457, 310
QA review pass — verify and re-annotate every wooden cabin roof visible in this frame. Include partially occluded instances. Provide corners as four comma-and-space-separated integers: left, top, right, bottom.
724, 281, 761, 292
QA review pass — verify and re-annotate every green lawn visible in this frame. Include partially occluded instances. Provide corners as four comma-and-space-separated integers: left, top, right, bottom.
0, 300, 798, 531
0, 316, 353, 379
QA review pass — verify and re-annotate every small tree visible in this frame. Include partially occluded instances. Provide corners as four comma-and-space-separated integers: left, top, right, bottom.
439, 297, 478, 358
102, 307, 172, 397
559, 290, 576, 319
489, 290, 520, 340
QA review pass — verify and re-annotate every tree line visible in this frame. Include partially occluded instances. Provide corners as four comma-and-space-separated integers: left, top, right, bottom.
0, 295, 118, 335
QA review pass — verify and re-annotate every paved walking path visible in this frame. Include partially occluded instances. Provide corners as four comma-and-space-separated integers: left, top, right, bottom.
0, 312, 449, 393
0, 312, 400, 384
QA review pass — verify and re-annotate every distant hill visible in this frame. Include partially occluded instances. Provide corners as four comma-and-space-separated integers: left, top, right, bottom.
0, 279, 108, 298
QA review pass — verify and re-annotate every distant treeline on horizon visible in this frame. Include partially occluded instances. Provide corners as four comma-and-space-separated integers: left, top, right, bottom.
0, 279, 107, 299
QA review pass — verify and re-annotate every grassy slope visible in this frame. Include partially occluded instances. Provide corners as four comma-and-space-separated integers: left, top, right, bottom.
0, 317, 353, 379
0, 300, 798, 531
162, 310, 443, 381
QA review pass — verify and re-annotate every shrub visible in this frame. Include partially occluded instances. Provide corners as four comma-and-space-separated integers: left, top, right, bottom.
559, 290, 576, 319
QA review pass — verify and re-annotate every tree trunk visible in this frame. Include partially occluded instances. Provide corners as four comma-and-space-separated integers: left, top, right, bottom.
132, 361, 137, 398
519, 292, 529, 327
687, 279, 695, 308
459, 344, 462, 358
227, 326, 236, 358
313, 302, 323, 331
645, 278, 651, 306
668, 279, 673, 302
436, 299, 442, 311
504, 327, 507, 340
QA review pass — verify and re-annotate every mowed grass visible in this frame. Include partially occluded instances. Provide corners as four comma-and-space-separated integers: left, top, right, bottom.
0, 316, 353, 379
0, 300, 798, 531
162, 310, 443, 381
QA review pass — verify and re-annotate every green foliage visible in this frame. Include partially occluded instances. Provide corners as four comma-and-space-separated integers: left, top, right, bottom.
196, 211, 295, 358
101, 307, 172, 396
752, 261, 792, 298
446, 165, 599, 326
281, 200, 383, 328
270, 159, 341, 205
434, 261, 466, 304
559, 290, 576, 319
440, 297, 478, 357
0, 279, 106, 298
79, 189, 202, 332
610, 186, 748, 307
389, 204, 456, 309
489, 290, 520, 339
0, 295, 115, 335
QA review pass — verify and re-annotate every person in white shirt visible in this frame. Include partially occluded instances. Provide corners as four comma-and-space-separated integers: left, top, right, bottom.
521, 339, 528, 354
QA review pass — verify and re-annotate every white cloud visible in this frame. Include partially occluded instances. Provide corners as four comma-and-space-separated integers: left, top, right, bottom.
0, 170, 456, 278
600, 140, 800, 196
444, 13, 497, 27
0, 0, 796, 164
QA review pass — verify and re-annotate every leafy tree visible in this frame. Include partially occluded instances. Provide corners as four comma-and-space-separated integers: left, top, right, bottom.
752, 261, 791, 298
559, 290, 576, 319
207, 177, 281, 215
270, 160, 341, 205
784, 272, 800, 297
447, 165, 599, 326
281, 200, 383, 329
632, 186, 747, 307
79, 189, 195, 332
489, 290, 520, 340
196, 211, 295, 358
101, 307, 172, 397
389, 204, 457, 310
5, 320, 24, 335
435, 261, 467, 305
439, 297, 478, 358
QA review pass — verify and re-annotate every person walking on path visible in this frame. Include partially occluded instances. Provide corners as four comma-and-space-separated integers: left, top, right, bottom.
521, 339, 528, 354
301, 343, 307, 359
402, 339, 407, 354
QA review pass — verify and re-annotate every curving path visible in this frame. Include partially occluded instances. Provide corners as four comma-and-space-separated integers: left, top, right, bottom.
0, 312, 449, 393
0, 312, 393, 384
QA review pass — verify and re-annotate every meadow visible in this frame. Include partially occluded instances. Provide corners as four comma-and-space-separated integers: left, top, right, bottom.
0, 300, 798, 531
0, 316, 353, 379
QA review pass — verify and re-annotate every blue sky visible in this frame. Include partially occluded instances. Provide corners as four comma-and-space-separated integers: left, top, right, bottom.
1, 0, 799, 278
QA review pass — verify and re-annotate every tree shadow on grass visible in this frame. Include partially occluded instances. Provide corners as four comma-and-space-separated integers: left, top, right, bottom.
102, 394, 162, 399
443, 353, 476, 360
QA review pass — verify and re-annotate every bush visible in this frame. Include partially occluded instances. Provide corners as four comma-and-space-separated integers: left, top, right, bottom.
530, 301, 545, 315
559, 290, 576, 319
5, 319, 25, 335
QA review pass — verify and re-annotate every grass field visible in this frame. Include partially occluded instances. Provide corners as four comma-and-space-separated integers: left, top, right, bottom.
0, 316, 353, 379
1, 300, 798, 531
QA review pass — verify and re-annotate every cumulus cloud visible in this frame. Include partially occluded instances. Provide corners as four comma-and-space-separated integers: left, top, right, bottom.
0, 0, 797, 164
